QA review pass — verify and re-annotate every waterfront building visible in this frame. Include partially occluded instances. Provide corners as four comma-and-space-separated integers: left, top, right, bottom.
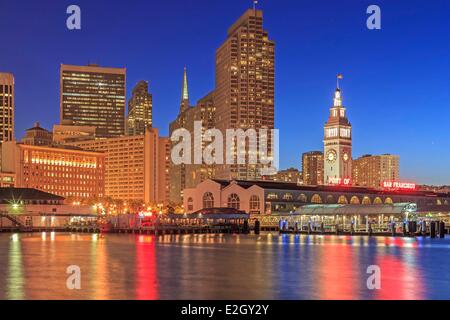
21, 122, 53, 146
0, 72, 14, 143
184, 179, 450, 215
0, 187, 96, 229
213, 9, 275, 181
353, 154, 400, 189
67, 128, 169, 204
324, 77, 352, 185
126, 80, 152, 136
302, 151, 324, 185
60, 64, 126, 138
169, 69, 216, 204
53, 121, 96, 144
1, 141, 105, 199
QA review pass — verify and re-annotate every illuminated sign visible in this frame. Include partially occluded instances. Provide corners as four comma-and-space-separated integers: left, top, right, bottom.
382, 181, 416, 191
328, 177, 352, 186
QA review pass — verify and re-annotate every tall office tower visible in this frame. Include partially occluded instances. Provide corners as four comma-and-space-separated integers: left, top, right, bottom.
214, 9, 275, 180
60, 64, 126, 138
353, 154, 400, 189
169, 68, 217, 204
169, 68, 192, 204
324, 77, 352, 185
0, 73, 14, 143
127, 80, 152, 135
302, 151, 324, 185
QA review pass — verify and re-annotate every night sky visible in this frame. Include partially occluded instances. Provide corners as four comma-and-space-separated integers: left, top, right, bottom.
1, 0, 449, 184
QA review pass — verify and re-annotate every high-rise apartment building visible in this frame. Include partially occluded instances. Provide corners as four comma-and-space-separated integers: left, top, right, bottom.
127, 81, 152, 135
68, 128, 169, 204
1, 141, 105, 199
60, 64, 126, 138
353, 154, 400, 189
0, 72, 14, 143
302, 151, 324, 185
213, 9, 275, 180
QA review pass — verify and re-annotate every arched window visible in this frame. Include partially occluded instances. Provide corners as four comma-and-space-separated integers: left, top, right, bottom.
437, 199, 442, 205
187, 197, 193, 211
362, 196, 371, 205
298, 194, 307, 203
267, 193, 278, 200
202, 192, 214, 209
445, 200, 448, 205
350, 196, 360, 204
338, 195, 348, 204
311, 194, 322, 204
373, 197, 382, 205
385, 197, 393, 204
283, 193, 293, 201
227, 193, 240, 209
249, 195, 260, 211
326, 195, 335, 204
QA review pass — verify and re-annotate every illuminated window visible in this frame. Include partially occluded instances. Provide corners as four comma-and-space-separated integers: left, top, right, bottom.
338, 195, 348, 204
362, 196, 371, 205
283, 193, 293, 201
384, 197, 393, 204
187, 198, 193, 211
373, 197, 382, 205
350, 196, 360, 204
202, 192, 214, 209
249, 195, 260, 211
227, 193, 240, 210
311, 194, 322, 204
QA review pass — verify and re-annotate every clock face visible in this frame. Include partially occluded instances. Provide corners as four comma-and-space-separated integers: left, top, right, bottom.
343, 152, 349, 162
326, 149, 337, 163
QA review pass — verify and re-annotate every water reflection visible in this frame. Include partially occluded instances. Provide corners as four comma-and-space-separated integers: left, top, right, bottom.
0, 233, 448, 300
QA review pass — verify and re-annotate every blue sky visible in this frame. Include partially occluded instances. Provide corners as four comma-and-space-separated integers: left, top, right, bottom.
1, 0, 449, 184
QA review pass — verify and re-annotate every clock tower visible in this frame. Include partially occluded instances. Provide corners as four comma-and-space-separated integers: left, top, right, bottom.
323, 75, 352, 185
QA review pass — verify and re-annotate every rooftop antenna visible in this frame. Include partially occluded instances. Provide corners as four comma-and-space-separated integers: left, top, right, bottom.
253, 0, 258, 11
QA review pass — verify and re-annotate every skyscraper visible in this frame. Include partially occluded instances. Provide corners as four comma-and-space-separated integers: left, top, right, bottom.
0, 72, 14, 143
353, 154, 400, 189
302, 151, 324, 185
169, 69, 216, 204
213, 8, 275, 180
127, 81, 152, 135
324, 76, 352, 185
60, 64, 126, 138
169, 68, 192, 204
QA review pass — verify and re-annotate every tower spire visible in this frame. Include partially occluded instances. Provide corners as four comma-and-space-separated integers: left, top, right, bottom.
182, 66, 189, 102
179, 67, 190, 113
334, 74, 343, 107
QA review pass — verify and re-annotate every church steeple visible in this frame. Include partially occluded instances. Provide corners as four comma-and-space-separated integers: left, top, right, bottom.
179, 67, 190, 113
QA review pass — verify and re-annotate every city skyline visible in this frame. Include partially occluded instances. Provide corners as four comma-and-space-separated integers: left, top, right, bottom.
1, 0, 450, 184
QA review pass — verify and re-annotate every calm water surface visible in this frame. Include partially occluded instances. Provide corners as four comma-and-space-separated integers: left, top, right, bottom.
0, 232, 449, 300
